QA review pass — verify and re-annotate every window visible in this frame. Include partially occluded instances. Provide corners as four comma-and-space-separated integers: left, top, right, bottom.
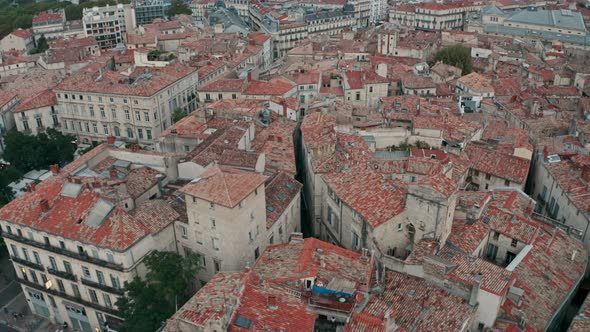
103, 294, 112, 308
36, 117, 43, 128
110, 274, 120, 289
109, 98, 114, 103
107, 253, 114, 263
23, 120, 29, 131
124, 110, 130, 120
209, 202, 214, 209
57, 279, 65, 292
505, 252, 516, 265
135, 111, 141, 121
10, 244, 18, 258
485, 173, 491, 180
180, 225, 188, 239
137, 128, 144, 139
114, 126, 120, 137
254, 247, 260, 260
510, 239, 517, 247
82, 266, 91, 279
71, 284, 81, 298
504, 180, 510, 186
232, 94, 237, 99
88, 289, 99, 304
30, 270, 39, 284
210, 218, 216, 229
397, 223, 403, 232
93, 123, 98, 133
77, 121, 82, 131
214, 260, 221, 272
85, 122, 90, 132
493, 231, 499, 241
144, 112, 149, 122
127, 128, 133, 138
33, 251, 41, 265
356, 92, 360, 100
212, 238, 220, 250
146, 129, 152, 140
63, 261, 72, 274
49, 257, 57, 270
123, 99, 128, 104
100, 107, 106, 118
103, 124, 109, 135
48, 295, 57, 308
90, 270, 104, 286
111, 109, 117, 119
218, 93, 223, 100
22, 248, 29, 261
351, 231, 360, 249
369, 86, 373, 93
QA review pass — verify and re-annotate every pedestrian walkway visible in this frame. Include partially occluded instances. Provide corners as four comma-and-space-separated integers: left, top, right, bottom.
0, 254, 60, 332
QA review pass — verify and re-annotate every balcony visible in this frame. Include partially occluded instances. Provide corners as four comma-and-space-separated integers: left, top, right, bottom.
47, 268, 77, 282
16, 276, 120, 317
2, 232, 124, 271
10, 256, 45, 271
81, 278, 124, 295
307, 293, 355, 313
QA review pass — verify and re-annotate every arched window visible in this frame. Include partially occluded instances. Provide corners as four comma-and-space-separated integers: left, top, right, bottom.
127, 128, 134, 138
114, 126, 120, 137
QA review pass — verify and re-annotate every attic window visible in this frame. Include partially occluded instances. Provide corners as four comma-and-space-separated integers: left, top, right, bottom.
234, 315, 252, 329
266, 206, 275, 212
77, 218, 83, 224
286, 183, 294, 189
276, 194, 285, 200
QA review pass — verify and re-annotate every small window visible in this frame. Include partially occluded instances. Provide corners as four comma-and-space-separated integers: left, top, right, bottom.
209, 202, 214, 209
510, 239, 517, 247
485, 174, 491, 180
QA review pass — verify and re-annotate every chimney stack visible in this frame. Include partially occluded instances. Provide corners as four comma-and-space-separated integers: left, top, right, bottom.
469, 273, 482, 307
109, 168, 118, 179
50, 164, 60, 175
267, 295, 278, 310
107, 135, 115, 145
28, 182, 36, 192
40, 199, 50, 213
247, 71, 252, 82
289, 232, 304, 244
582, 166, 590, 183
131, 144, 140, 152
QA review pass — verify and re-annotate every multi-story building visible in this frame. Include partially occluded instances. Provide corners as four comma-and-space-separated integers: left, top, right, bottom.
390, 2, 479, 31
133, 0, 171, 26
13, 89, 59, 135
369, 0, 387, 23
0, 29, 35, 54
32, 10, 67, 40
177, 165, 302, 282
82, 4, 136, 49
0, 143, 181, 332
54, 63, 198, 147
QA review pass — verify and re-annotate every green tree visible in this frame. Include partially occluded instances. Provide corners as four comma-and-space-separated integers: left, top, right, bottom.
115, 251, 202, 332
3, 128, 76, 173
172, 107, 185, 123
0, 165, 21, 207
31, 34, 48, 54
434, 44, 473, 75
167, 0, 192, 16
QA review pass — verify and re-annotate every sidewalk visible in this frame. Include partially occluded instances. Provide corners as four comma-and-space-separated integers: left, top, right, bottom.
0, 254, 60, 332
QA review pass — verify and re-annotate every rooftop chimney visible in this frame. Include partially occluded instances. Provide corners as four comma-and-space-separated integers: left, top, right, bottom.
469, 273, 482, 307
247, 71, 252, 82
131, 144, 140, 152
289, 232, 304, 244
267, 295, 278, 310
50, 164, 60, 175
582, 166, 590, 183
109, 168, 118, 179
107, 135, 115, 145
40, 199, 50, 213
28, 182, 36, 192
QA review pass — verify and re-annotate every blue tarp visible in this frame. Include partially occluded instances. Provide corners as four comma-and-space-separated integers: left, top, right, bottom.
311, 285, 352, 298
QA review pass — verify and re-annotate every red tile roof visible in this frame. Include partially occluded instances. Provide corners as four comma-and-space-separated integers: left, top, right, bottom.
179, 165, 267, 208
243, 77, 295, 96
0, 90, 17, 108
132, 199, 179, 235
198, 78, 244, 92
12, 89, 56, 113
264, 172, 301, 228
9, 29, 32, 39
33, 11, 64, 24
465, 144, 530, 184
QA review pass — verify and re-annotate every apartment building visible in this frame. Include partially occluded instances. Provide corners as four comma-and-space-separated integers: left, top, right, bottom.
390, 2, 479, 31
0, 29, 35, 54
54, 63, 198, 147
177, 165, 302, 282
0, 143, 181, 332
32, 10, 67, 40
83, 4, 136, 49
133, 0, 171, 26
13, 89, 59, 135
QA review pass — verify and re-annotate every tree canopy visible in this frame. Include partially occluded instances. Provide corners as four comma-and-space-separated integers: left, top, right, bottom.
30, 34, 48, 54
0, 0, 129, 38
3, 128, 76, 173
167, 0, 192, 17
115, 251, 201, 332
171, 107, 186, 123
434, 44, 473, 75
0, 164, 21, 207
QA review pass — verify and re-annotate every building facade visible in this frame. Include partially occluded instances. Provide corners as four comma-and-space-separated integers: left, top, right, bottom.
83, 4, 136, 49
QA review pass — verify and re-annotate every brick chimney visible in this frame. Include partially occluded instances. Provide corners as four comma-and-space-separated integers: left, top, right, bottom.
109, 168, 118, 179
543, 146, 548, 160
50, 164, 60, 175
107, 135, 115, 145
582, 166, 590, 182
28, 182, 36, 192
247, 71, 252, 82
469, 273, 482, 307
267, 295, 278, 310
40, 199, 50, 213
